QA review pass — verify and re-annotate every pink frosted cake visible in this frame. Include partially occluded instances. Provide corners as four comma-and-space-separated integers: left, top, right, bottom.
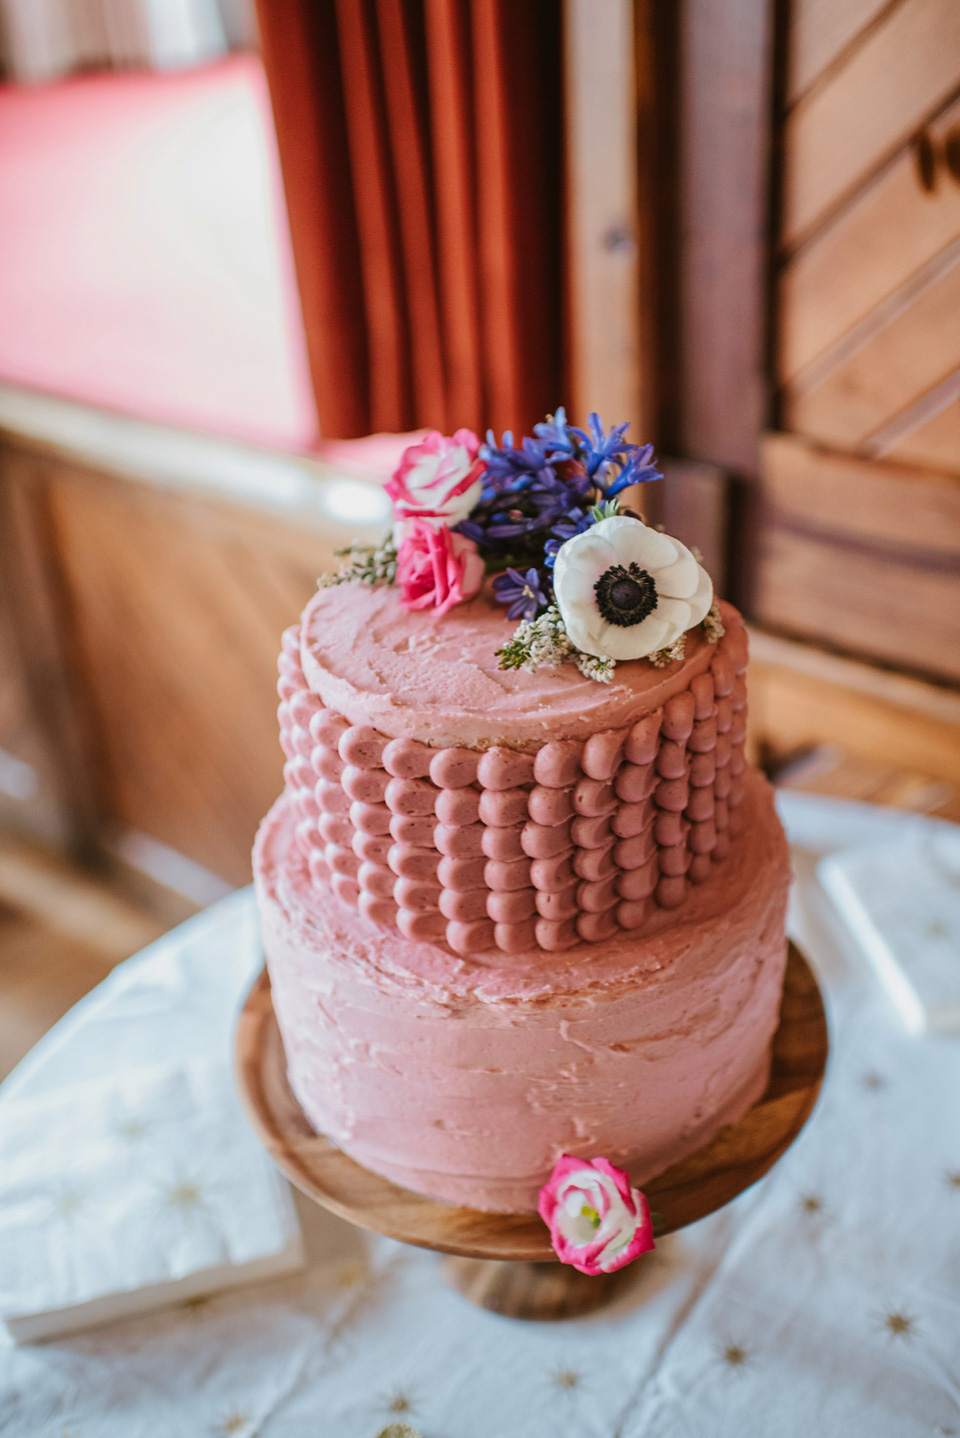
253, 417, 791, 1213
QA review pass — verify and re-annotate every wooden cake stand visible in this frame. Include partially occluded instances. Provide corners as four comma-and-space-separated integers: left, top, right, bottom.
235, 942, 827, 1320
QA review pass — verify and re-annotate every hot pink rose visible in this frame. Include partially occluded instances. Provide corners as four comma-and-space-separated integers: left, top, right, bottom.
538, 1155, 655, 1275
386, 428, 485, 535
396, 519, 484, 616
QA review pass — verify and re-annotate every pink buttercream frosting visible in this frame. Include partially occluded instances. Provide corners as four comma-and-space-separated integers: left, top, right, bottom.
254, 767, 790, 1213
298, 581, 738, 747
278, 584, 749, 957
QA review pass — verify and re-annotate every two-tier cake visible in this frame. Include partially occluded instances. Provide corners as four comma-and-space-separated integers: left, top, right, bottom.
253, 415, 791, 1214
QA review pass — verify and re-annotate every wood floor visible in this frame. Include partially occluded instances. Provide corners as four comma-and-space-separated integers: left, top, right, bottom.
0, 748, 956, 1085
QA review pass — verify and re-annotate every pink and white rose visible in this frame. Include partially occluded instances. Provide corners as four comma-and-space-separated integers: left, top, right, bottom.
538, 1154, 655, 1275
396, 518, 484, 616
386, 428, 485, 538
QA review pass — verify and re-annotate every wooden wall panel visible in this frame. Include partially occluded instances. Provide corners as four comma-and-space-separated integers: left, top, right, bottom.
0, 611, 29, 767
785, 0, 892, 106
779, 92, 960, 384
0, 396, 391, 886
754, 433, 960, 682
773, 0, 960, 681
753, 529, 959, 680
40, 466, 335, 885
783, 246, 960, 448
0, 588, 43, 780
748, 627, 960, 787
886, 387, 960, 471
762, 431, 960, 549
782, 0, 960, 249
660, 458, 729, 597
0, 461, 104, 853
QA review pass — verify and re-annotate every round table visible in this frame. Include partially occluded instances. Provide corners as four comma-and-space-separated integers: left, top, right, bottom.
0, 794, 957, 1438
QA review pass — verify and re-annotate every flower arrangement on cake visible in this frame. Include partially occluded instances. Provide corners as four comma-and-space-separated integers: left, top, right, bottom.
322, 410, 724, 682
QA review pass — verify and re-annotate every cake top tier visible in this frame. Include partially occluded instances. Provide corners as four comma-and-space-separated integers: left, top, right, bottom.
276, 414, 747, 960
300, 581, 734, 749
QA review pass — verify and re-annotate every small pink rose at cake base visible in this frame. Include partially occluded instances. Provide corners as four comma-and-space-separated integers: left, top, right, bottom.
397, 519, 484, 616
386, 428, 486, 537
538, 1155, 655, 1275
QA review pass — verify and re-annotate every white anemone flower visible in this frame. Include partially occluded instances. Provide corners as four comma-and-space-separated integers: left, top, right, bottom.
552, 515, 713, 661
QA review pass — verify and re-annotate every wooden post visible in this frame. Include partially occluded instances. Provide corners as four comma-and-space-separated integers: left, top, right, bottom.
564, 0, 649, 436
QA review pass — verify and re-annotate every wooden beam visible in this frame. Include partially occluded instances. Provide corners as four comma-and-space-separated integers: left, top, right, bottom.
675, 0, 774, 482
754, 432, 960, 682
564, 0, 646, 431
0, 384, 392, 535
748, 625, 960, 787
762, 431, 960, 552
660, 457, 730, 596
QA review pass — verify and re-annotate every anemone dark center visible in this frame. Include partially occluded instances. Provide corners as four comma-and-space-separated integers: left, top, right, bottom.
594, 563, 658, 626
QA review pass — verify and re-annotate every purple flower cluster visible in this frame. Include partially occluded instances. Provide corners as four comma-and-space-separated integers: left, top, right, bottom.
456, 413, 587, 557
456, 409, 662, 620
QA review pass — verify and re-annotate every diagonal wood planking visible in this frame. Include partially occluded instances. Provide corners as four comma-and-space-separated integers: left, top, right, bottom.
779, 92, 960, 385
785, 0, 895, 107
782, 246, 960, 450
886, 385, 960, 472
782, 0, 960, 250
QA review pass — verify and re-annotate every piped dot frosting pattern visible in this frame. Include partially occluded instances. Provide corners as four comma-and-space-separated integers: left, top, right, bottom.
276, 620, 750, 957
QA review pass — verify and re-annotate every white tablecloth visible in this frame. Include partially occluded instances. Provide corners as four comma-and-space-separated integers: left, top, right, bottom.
2, 793, 958, 1438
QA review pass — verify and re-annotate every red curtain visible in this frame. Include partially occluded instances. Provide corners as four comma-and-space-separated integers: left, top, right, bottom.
256, 0, 565, 440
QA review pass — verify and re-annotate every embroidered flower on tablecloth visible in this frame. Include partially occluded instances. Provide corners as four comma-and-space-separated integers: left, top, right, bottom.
386, 428, 485, 539
538, 1154, 655, 1275
552, 515, 713, 662
396, 519, 484, 616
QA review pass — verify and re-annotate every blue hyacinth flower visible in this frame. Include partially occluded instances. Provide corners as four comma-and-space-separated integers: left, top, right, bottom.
492, 567, 548, 620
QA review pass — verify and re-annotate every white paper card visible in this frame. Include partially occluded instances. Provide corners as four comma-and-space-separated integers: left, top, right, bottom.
818, 829, 960, 1035
0, 1057, 304, 1342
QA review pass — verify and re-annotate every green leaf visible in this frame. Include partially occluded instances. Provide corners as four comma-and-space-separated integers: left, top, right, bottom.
588, 497, 621, 524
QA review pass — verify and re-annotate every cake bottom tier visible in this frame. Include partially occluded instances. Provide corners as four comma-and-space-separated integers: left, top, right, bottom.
254, 768, 791, 1213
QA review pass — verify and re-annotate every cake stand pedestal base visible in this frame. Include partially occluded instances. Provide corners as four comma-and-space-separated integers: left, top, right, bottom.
442, 1256, 624, 1320
236, 942, 827, 1320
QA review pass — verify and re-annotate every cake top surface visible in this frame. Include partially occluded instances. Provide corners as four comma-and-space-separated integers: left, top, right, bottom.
300, 581, 738, 748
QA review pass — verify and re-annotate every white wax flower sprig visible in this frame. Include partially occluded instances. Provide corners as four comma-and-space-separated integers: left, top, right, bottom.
552, 515, 713, 662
